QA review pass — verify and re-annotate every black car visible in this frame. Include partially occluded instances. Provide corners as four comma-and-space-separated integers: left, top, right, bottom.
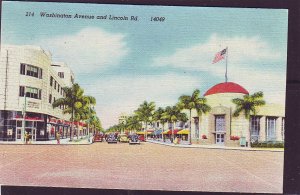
129, 134, 140, 145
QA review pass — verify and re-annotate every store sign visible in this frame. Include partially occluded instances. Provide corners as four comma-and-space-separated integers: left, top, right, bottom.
27, 101, 40, 109
7, 129, 13, 136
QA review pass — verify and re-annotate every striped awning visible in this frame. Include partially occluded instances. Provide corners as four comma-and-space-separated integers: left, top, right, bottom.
163, 130, 180, 135
177, 129, 190, 134
136, 131, 152, 135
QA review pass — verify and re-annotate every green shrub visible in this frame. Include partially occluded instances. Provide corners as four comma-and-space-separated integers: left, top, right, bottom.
251, 141, 284, 148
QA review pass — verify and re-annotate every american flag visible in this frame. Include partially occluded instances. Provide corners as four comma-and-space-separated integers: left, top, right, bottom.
212, 48, 227, 64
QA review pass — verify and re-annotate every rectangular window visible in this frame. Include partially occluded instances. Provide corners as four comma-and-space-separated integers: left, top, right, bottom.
250, 116, 260, 142
53, 97, 56, 103
50, 76, 53, 86
58, 72, 64, 78
215, 115, 225, 132
266, 117, 277, 141
54, 81, 57, 90
19, 86, 25, 97
38, 89, 42, 100
58, 84, 60, 92
25, 87, 40, 99
26, 64, 39, 78
282, 117, 285, 141
194, 117, 199, 138
20, 63, 26, 75
49, 94, 52, 104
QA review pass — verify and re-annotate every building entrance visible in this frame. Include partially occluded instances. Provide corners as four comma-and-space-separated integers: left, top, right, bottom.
216, 133, 225, 145
215, 115, 225, 145
25, 121, 37, 141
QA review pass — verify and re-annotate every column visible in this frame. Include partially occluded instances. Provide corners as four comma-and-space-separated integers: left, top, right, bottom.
259, 116, 266, 142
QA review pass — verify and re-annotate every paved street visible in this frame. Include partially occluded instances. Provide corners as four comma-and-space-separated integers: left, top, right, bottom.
0, 142, 283, 193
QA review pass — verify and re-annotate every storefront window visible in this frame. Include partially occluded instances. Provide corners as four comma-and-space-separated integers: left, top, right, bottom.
282, 117, 285, 141
194, 117, 199, 138
266, 117, 277, 141
250, 116, 260, 142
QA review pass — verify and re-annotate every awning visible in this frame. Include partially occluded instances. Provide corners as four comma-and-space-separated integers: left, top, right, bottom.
163, 130, 180, 135
163, 130, 170, 134
177, 129, 190, 134
136, 131, 151, 135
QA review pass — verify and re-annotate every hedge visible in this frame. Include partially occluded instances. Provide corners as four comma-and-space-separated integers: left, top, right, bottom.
251, 141, 284, 148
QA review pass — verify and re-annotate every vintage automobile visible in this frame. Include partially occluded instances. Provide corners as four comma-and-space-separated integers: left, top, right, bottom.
107, 133, 118, 144
129, 134, 140, 145
93, 133, 104, 142
118, 133, 130, 143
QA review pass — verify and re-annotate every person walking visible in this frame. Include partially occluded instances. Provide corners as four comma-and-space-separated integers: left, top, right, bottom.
24, 132, 29, 144
56, 131, 60, 144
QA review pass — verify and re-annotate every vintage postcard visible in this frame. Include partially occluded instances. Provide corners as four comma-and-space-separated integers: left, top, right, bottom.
0, 1, 288, 193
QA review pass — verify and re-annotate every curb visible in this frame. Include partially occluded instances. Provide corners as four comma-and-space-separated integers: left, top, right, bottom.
146, 140, 284, 152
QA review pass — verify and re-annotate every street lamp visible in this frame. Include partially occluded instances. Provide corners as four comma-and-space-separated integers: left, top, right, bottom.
21, 93, 27, 143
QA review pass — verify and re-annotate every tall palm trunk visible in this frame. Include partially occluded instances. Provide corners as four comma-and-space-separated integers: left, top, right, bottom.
189, 109, 192, 145
70, 107, 74, 141
145, 121, 147, 141
248, 118, 251, 148
161, 122, 164, 140
172, 122, 175, 141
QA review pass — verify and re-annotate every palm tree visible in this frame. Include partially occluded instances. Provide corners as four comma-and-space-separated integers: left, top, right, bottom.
76, 96, 96, 138
52, 83, 84, 141
153, 107, 167, 140
232, 91, 266, 147
125, 115, 142, 132
162, 105, 188, 141
177, 89, 211, 144
134, 101, 156, 140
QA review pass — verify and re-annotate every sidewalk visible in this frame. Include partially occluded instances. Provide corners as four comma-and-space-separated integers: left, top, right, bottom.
0, 136, 91, 145
146, 139, 284, 152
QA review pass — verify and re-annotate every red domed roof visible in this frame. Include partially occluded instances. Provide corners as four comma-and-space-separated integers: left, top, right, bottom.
204, 82, 249, 96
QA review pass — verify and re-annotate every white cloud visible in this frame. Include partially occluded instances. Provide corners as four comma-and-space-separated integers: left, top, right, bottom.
153, 34, 282, 72
38, 27, 129, 73
153, 34, 287, 105
83, 73, 203, 128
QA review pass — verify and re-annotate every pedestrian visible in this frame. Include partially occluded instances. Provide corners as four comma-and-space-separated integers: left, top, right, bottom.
24, 132, 29, 144
56, 131, 60, 144
174, 137, 178, 145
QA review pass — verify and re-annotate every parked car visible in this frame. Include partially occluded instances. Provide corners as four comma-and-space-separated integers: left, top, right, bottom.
107, 133, 118, 144
118, 133, 130, 143
93, 133, 104, 142
129, 134, 140, 145
138, 134, 146, 142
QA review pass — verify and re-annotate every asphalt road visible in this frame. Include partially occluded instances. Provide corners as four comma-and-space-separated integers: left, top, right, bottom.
0, 142, 283, 193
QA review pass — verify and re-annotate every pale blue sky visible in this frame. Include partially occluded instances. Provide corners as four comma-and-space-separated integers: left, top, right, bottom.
1, 1, 288, 128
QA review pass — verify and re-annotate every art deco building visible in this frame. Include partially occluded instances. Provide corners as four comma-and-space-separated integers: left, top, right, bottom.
0, 45, 78, 142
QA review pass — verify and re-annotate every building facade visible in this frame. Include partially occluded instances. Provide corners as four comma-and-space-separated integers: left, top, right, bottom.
0, 45, 80, 142
187, 82, 285, 146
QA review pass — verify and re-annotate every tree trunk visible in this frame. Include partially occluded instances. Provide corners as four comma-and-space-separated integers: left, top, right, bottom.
161, 122, 164, 141
189, 109, 192, 145
70, 107, 74, 141
172, 122, 175, 141
145, 121, 147, 141
248, 118, 251, 148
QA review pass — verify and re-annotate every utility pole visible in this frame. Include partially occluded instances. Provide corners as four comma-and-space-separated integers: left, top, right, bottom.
22, 94, 27, 142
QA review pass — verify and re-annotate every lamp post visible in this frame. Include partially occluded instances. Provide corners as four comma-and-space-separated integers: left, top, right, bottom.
21, 94, 27, 143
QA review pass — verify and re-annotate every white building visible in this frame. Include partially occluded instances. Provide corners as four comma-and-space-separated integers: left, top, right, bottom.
0, 45, 76, 142
188, 82, 285, 146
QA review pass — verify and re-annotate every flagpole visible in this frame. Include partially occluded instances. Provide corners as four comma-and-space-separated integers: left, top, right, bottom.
225, 47, 228, 82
